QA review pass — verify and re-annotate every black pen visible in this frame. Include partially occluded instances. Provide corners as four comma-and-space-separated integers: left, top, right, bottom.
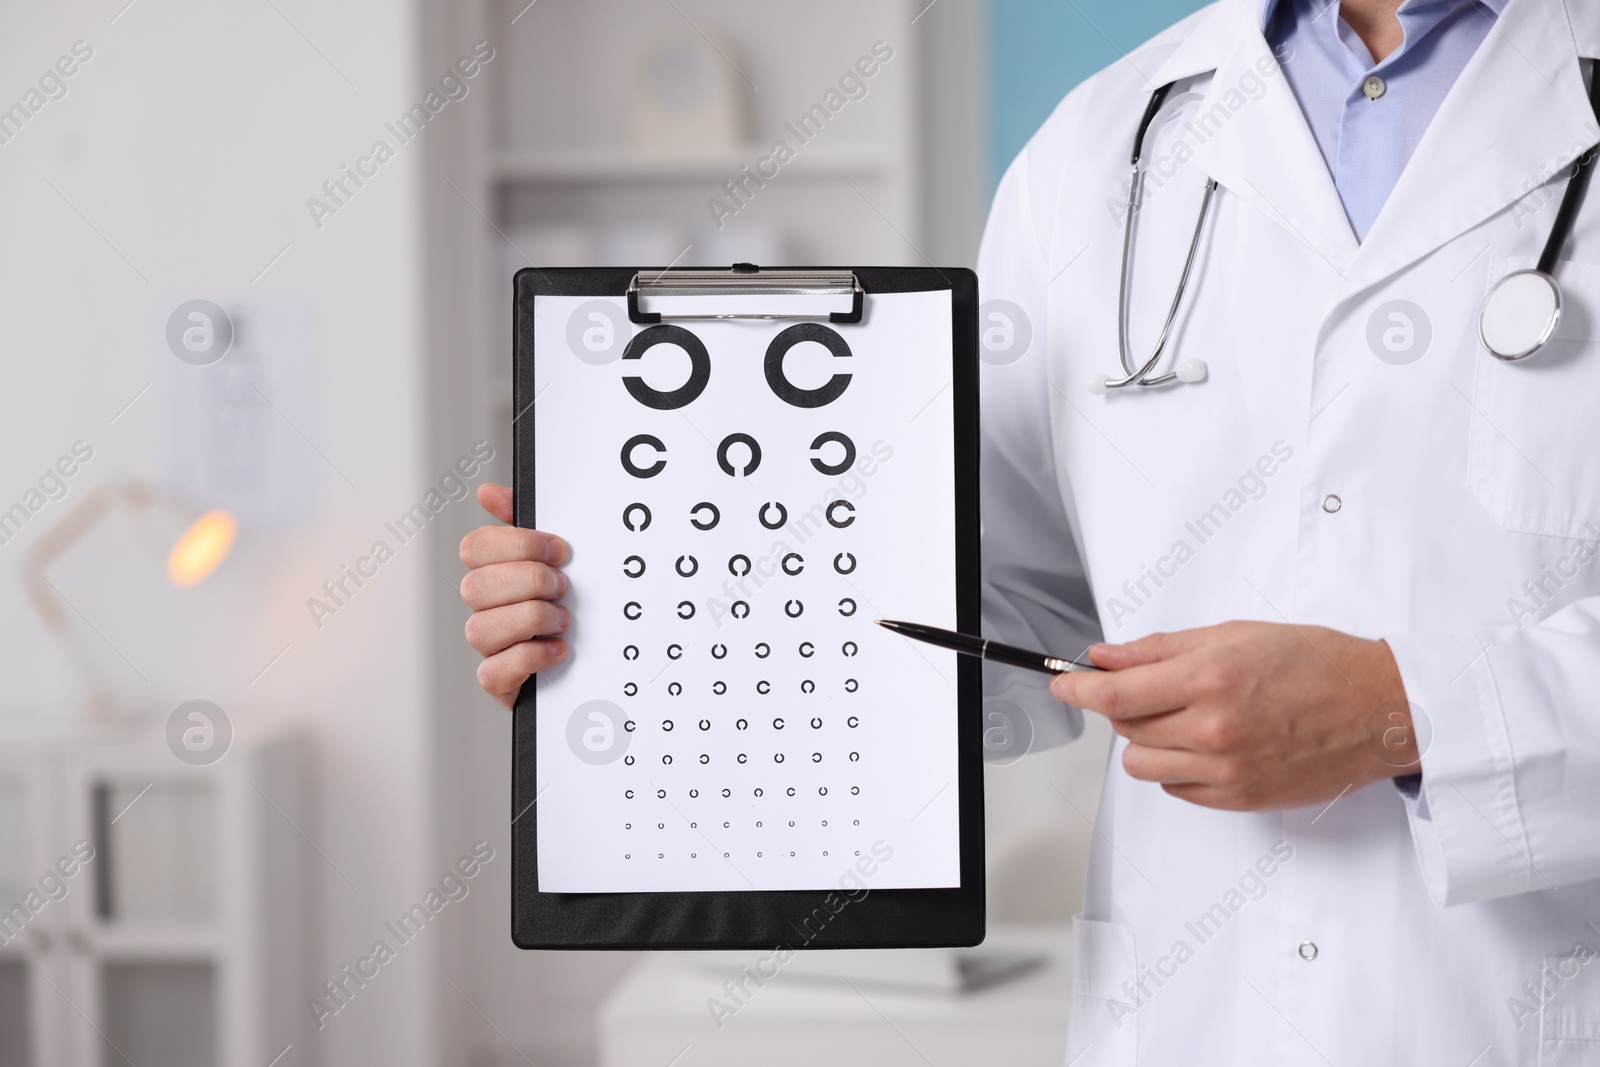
875, 620, 1103, 674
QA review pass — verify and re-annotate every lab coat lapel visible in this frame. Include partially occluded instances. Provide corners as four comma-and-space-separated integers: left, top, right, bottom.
1184, 1, 1362, 279
1343, 0, 1599, 295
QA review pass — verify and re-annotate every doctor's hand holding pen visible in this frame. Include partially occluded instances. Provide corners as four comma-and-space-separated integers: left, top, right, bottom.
880, 618, 1418, 812
459, 483, 571, 710
1051, 622, 1415, 812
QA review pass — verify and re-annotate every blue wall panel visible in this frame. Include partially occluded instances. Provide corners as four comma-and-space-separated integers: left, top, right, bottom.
989, 0, 1212, 187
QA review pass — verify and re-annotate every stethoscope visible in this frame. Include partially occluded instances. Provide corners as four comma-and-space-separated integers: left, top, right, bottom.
1092, 69, 1600, 396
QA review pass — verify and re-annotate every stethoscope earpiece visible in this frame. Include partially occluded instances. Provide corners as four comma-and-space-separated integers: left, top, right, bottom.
1087, 373, 1110, 396
1175, 358, 1208, 383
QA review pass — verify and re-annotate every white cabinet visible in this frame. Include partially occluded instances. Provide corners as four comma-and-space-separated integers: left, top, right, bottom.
598, 925, 1073, 1067
0, 731, 308, 1067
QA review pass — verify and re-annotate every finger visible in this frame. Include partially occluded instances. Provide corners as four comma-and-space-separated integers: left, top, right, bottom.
1120, 741, 1214, 785
465, 600, 571, 657
1050, 657, 1197, 720
477, 638, 568, 709
1092, 625, 1235, 670
1160, 782, 1254, 812
478, 482, 514, 525
1112, 703, 1248, 753
460, 560, 569, 611
1109, 709, 1193, 749
460, 524, 570, 568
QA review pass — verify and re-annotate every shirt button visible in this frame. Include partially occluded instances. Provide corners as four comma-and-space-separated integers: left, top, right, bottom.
1362, 75, 1387, 101
1299, 940, 1319, 961
1321, 494, 1342, 514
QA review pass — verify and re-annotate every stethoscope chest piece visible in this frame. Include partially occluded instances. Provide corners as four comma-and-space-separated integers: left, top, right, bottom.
1480, 268, 1562, 362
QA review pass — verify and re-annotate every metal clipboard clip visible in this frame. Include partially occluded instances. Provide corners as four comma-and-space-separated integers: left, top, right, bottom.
626, 263, 864, 325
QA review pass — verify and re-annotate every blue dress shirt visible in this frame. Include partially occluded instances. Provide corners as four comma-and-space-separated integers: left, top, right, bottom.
1263, 0, 1505, 240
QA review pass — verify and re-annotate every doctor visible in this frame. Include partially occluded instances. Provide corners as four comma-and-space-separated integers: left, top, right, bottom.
976, 0, 1600, 1061
459, 0, 1600, 1062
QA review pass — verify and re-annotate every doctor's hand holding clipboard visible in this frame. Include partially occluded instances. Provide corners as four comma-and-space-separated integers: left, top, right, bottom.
458, 483, 572, 711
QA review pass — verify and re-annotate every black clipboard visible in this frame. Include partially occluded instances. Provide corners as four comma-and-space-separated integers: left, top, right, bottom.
510, 264, 983, 950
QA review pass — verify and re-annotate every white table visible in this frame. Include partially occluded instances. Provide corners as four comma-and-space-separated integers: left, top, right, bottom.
598, 924, 1072, 1067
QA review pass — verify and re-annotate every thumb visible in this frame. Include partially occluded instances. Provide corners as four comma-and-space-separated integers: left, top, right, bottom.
477, 482, 513, 525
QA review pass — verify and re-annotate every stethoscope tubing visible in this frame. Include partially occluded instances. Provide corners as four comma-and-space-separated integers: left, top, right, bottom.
1111, 174, 1218, 388
1113, 59, 1600, 383
1109, 81, 1219, 391
1538, 69, 1600, 278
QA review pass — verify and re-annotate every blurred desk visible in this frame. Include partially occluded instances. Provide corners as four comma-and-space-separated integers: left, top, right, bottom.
598, 923, 1072, 1067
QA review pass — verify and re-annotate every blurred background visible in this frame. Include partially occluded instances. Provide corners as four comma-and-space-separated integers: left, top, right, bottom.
0, 0, 1202, 1064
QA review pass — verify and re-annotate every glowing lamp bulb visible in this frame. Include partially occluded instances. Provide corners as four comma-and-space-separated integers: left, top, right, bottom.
167, 509, 237, 588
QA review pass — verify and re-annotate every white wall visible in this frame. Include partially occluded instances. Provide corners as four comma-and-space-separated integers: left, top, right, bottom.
0, 2, 1107, 1065
0, 1, 440, 1063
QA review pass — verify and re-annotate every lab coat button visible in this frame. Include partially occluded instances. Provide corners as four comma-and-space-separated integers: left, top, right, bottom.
1321, 494, 1342, 514
1362, 75, 1387, 101
1299, 940, 1319, 961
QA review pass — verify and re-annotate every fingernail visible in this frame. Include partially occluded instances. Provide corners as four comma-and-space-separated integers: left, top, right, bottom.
555, 569, 570, 595
549, 537, 570, 565
556, 604, 572, 630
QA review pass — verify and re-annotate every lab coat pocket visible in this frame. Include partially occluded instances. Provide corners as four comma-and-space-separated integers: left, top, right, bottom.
1540, 953, 1600, 1066
1469, 257, 1600, 541
1069, 915, 1138, 1066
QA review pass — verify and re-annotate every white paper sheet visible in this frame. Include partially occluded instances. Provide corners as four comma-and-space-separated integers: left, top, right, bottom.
532, 289, 959, 893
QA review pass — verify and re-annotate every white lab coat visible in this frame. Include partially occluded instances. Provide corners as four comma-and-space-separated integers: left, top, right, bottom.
977, 0, 1600, 1061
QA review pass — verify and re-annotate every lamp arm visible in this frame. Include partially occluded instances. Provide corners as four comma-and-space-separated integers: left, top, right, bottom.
22, 482, 156, 633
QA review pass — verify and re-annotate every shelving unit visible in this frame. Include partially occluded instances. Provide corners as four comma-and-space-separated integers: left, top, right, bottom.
488, 143, 894, 184
476, 0, 924, 394
0, 730, 309, 1067
417, 1, 985, 1062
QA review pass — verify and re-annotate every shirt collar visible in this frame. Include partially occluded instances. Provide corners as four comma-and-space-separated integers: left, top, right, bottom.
1259, 0, 1508, 35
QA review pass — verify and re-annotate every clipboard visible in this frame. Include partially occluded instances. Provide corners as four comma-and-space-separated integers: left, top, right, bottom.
511, 264, 983, 949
